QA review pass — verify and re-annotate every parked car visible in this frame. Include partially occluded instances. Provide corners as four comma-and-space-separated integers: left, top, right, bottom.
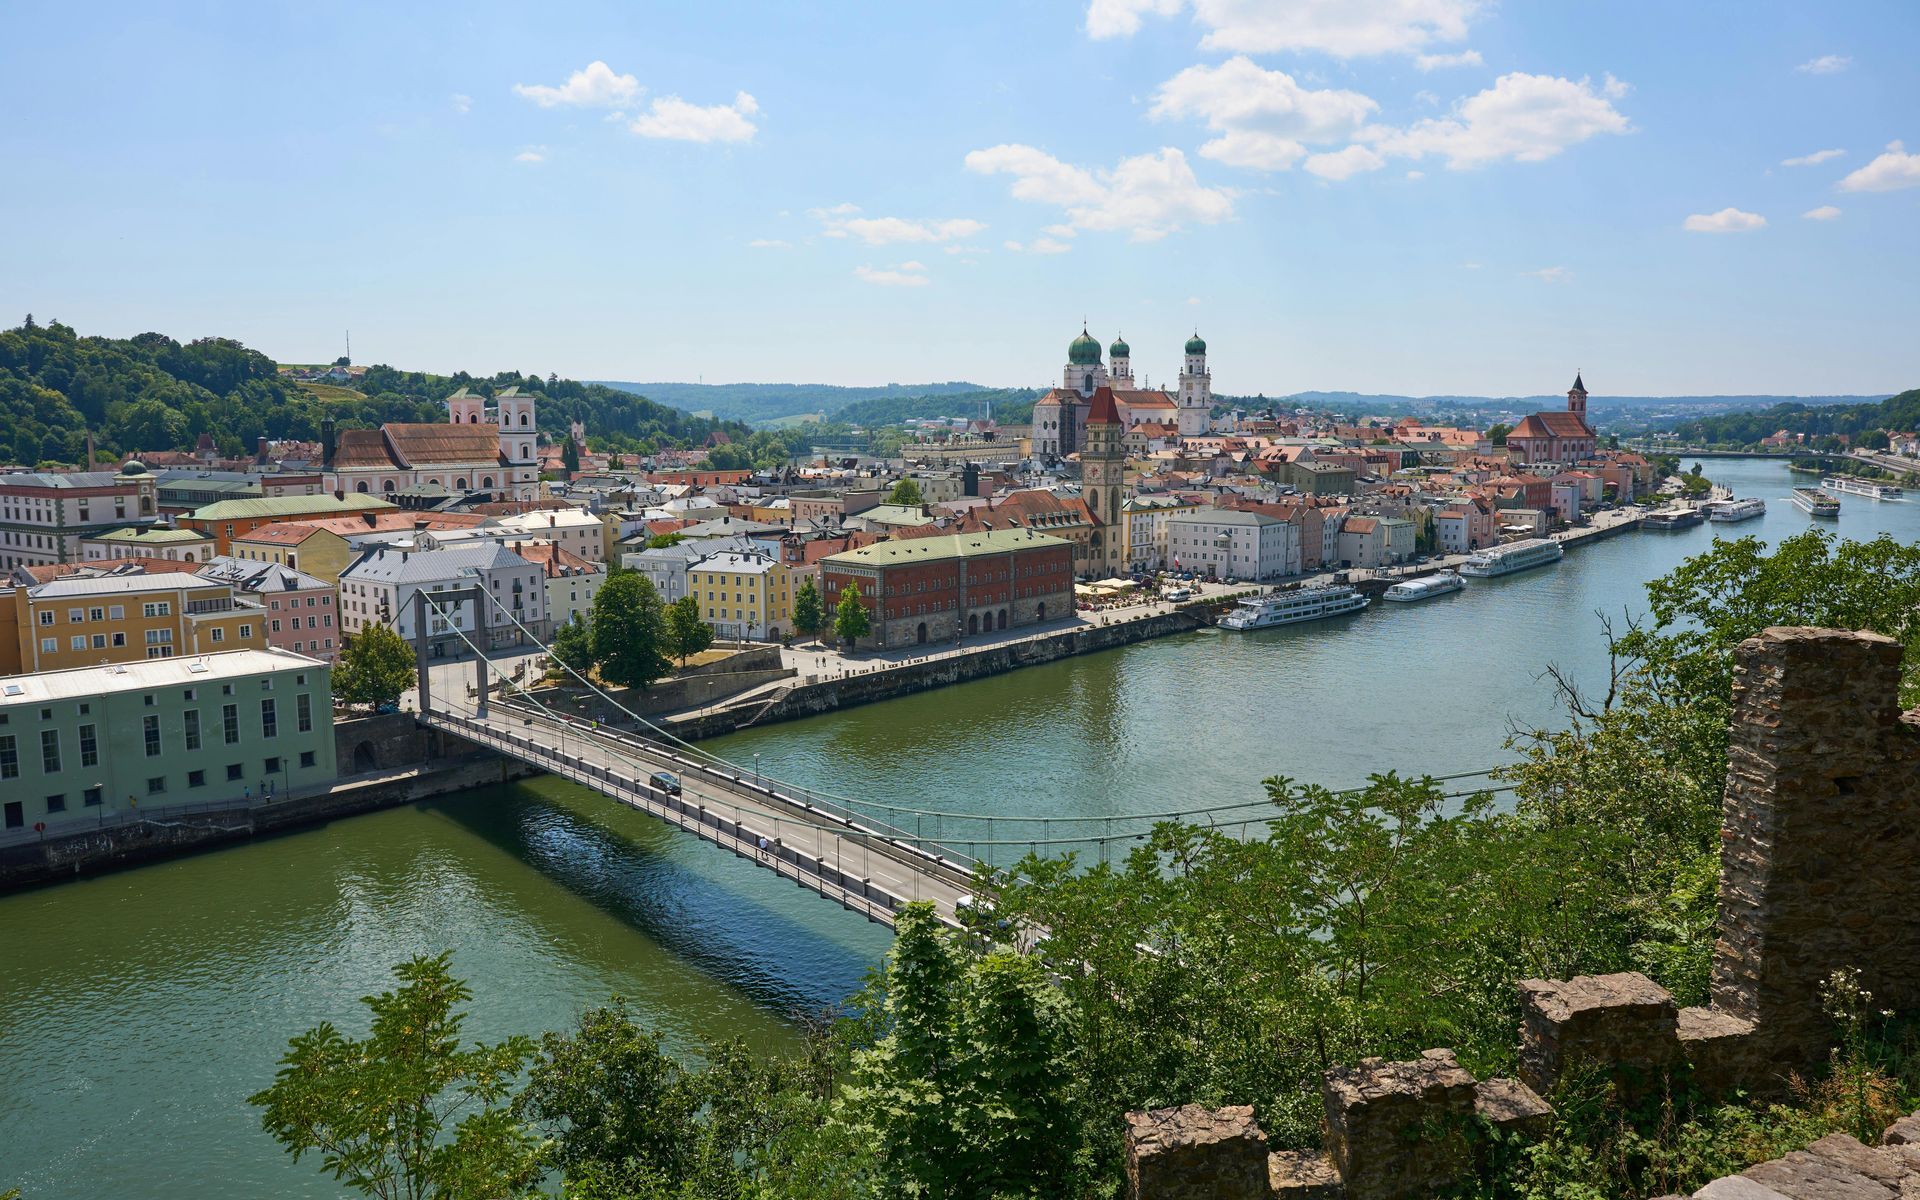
1163, 587, 1193, 602
649, 771, 683, 796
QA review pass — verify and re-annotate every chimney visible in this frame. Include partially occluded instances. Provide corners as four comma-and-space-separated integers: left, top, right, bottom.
255, 436, 268, 462
86, 429, 97, 471
414, 519, 428, 533
362, 511, 377, 527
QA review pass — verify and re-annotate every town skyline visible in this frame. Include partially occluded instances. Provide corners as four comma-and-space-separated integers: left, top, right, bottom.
3, 1, 1916, 396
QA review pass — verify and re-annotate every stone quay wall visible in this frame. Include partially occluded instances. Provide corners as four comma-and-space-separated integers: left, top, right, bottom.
1127, 627, 1920, 1200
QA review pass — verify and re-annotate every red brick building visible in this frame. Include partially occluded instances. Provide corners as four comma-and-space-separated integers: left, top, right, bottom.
818, 528, 1073, 649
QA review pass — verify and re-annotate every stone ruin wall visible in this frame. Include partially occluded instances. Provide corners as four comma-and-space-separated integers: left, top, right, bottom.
1125, 628, 1920, 1200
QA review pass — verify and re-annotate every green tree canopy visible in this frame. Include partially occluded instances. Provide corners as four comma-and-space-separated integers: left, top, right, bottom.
792, 578, 824, 642
590, 571, 670, 689
886, 478, 924, 506
550, 614, 594, 677
833, 583, 870, 647
248, 953, 544, 1200
664, 595, 715, 665
334, 624, 415, 710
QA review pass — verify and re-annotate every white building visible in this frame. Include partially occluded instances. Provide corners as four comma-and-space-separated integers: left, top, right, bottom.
1119, 494, 1199, 571
492, 508, 605, 563
325, 386, 540, 501
338, 542, 549, 655
1164, 509, 1300, 581
0, 465, 160, 569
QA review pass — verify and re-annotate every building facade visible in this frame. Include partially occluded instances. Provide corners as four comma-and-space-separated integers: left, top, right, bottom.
1030, 328, 1208, 459
819, 529, 1073, 649
1164, 509, 1300, 581
1506, 375, 1598, 467
0, 648, 336, 838
0, 464, 160, 570
0, 571, 266, 677
338, 542, 549, 654
688, 549, 792, 642
324, 385, 540, 501
194, 557, 339, 661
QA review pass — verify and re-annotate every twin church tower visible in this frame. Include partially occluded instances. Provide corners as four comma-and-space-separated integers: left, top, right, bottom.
1031, 326, 1212, 460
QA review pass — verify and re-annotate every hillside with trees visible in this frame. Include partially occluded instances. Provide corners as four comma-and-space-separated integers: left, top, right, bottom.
598, 379, 993, 424
1669, 387, 1919, 447
0, 317, 744, 466
830, 386, 1039, 428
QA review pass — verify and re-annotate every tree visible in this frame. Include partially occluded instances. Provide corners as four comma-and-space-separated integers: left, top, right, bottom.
1487, 422, 1512, 446
589, 571, 670, 689
833, 583, 870, 648
248, 953, 544, 1200
1861, 429, 1891, 451
334, 624, 415, 710
792, 579, 824, 643
550, 614, 594, 677
886, 478, 924, 507
562, 437, 581, 474
664, 595, 715, 665
644, 532, 685, 549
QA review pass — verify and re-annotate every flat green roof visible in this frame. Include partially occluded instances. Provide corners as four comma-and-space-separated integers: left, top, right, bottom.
822, 528, 1068, 569
92, 526, 213, 542
189, 493, 396, 521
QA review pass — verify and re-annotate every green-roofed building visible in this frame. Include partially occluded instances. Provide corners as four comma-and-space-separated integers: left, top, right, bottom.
817, 527, 1075, 649
180, 492, 397, 553
79, 522, 218, 564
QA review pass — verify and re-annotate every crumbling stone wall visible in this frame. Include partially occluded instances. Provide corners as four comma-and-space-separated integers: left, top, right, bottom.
1126, 629, 1920, 1199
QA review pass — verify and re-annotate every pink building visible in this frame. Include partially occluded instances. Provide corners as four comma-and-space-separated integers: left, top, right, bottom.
196, 556, 339, 660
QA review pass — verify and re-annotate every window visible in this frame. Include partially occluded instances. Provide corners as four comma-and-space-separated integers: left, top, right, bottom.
210, 627, 224, 644
109, 605, 124, 619
261, 699, 277, 739
83, 786, 102, 807
90, 634, 105, 649
88, 607, 103, 621
222, 703, 239, 744
226, 763, 243, 781
79, 723, 98, 767
299, 750, 316, 768
41, 729, 60, 773
188, 769, 206, 788
147, 776, 166, 795
143, 601, 172, 617
0, 735, 14, 779
296, 693, 312, 733
239, 624, 252, 639
40, 637, 56, 654
37, 610, 53, 626
46, 794, 65, 813
144, 714, 162, 757
264, 756, 281, 773
183, 709, 201, 750
112, 632, 126, 647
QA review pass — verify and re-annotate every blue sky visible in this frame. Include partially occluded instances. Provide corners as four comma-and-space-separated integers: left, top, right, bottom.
2, 1, 1916, 397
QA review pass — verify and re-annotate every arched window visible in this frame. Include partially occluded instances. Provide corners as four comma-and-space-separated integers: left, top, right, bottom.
382, 479, 395, 492
355, 481, 369, 493
519, 413, 530, 427
455, 478, 468, 489
481, 476, 494, 488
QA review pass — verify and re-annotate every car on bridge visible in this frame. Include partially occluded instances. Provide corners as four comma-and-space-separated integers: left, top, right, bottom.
649, 771, 683, 796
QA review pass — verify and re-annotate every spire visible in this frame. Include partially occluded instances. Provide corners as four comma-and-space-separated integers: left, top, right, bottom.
1571, 371, 1587, 394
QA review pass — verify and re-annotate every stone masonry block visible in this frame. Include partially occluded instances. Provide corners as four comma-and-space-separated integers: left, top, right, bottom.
1881, 1113, 1920, 1147
1517, 972, 1679, 1096
1742, 1148, 1899, 1199
1679, 1005, 1762, 1097
1267, 1150, 1343, 1199
1323, 1049, 1478, 1200
1473, 1077, 1553, 1138
1124, 1104, 1269, 1200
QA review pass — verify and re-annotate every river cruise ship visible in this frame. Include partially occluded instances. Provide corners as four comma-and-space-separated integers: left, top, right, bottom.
1791, 486, 1841, 518
1703, 497, 1766, 522
1822, 476, 1904, 501
1383, 571, 1465, 602
1457, 538, 1565, 578
1219, 584, 1369, 630
1643, 507, 1704, 530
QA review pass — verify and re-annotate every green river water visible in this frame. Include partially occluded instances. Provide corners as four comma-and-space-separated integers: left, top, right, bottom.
4, 458, 1917, 1197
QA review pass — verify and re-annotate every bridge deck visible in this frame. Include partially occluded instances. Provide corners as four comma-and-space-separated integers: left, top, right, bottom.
427, 705, 978, 928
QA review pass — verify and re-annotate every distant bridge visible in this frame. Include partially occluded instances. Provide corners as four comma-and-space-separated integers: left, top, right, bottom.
408, 587, 1507, 931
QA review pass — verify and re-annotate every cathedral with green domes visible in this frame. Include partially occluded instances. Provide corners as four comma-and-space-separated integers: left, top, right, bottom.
1030, 326, 1212, 460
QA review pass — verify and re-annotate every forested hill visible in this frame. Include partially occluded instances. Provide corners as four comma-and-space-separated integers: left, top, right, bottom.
830, 387, 1040, 428
0, 317, 741, 466
1671, 387, 1920, 446
597, 379, 992, 425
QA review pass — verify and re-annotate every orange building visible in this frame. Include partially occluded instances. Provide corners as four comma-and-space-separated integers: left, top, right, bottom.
0, 570, 266, 677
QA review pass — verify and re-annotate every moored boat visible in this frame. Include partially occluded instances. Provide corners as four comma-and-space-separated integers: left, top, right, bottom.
1822, 476, 1904, 500
1219, 584, 1369, 630
1703, 497, 1766, 522
1458, 538, 1565, 578
1383, 571, 1465, 602
1791, 486, 1841, 518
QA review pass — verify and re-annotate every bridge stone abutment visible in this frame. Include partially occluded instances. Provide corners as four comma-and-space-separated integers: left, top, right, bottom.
1126, 628, 1920, 1199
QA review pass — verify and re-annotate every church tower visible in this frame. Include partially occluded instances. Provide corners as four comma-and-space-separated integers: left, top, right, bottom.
495, 385, 538, 499
1081, 386, 1125, 573
1568, 372, 1588, 419
1063, 326, 1107, 397
446, 387, 485, 425
1109, 334, 1133, 384
1176, 331, 1211, 437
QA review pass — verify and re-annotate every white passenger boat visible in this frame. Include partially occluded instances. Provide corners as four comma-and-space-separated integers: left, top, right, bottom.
1791, 487, 1841, 518
1456, 538, 1565, 578
1703, 497, 1766, 522
1219, 584, 1369, 630
1383, 571, 1464, 602
1822, 476, 1904, 500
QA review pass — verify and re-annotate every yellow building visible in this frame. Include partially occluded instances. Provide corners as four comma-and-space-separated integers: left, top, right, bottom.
228, 523, 354, 584
0, 571, 267, 677
687, 549, 791, 642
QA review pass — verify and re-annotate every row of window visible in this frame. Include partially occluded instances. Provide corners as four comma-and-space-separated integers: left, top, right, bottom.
0, 695, 312, 777
1, 753, 320, 825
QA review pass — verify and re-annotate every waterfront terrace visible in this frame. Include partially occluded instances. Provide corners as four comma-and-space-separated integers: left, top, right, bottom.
819, 527, 1073, 649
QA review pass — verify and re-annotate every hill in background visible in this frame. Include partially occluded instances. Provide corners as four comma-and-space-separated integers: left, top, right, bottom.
597, 380, 995, 425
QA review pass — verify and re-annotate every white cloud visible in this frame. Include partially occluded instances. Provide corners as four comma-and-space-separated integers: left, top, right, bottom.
1149, 56, 1378, 172
964, 144, 1232, 240
514, 147, 546, 164
1683, 208, 1767, 233
1305, 144, 1386, 180
451, 93, 472, 115
1521, 266, 1570, 282
1796, 54, 1851, 75
1092, 0, 1483, 57
1043, 223, 1078, 238
854, 262, 930, 287
1782, 148, 1845, 167
1802, 206, 1842, 221
1602, 72, 1631, 99
1415, 49, 1483, 70
748, 238, 792, 248
514, 61, 641, 108
1086, 0, 1183, 38
1405, 169, 1425, 179
630, 92, 760, 143
811, 206, 987, 245
1355, 72, 1632, 170
1030, 237, 1074, 254
1837, 141, 1920, 193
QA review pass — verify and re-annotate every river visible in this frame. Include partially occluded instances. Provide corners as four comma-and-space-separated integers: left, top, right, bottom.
3, 458, 1916, 1197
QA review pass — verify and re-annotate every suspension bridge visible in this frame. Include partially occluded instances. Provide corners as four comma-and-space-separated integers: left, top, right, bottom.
408, 586, 1509, 930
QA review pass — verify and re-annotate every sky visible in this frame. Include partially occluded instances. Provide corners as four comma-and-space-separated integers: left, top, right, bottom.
2, 1, 1917, 398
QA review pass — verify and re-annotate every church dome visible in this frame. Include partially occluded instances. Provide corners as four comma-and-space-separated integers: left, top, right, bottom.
1109, 335, 1130, 358
1068, 328, 1102, 366
1185, 332, 1207, 355
118, 459, 148, 476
